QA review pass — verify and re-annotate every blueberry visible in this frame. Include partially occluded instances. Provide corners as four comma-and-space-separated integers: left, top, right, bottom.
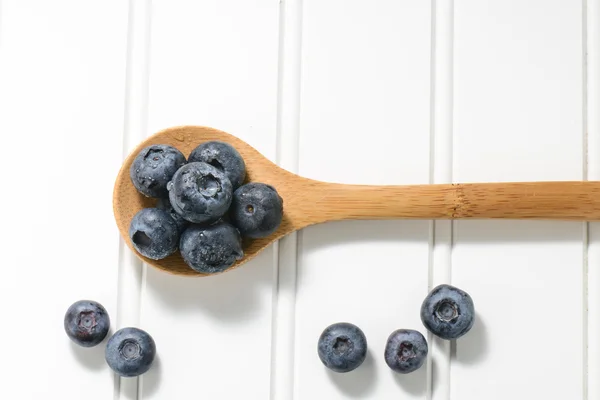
156, 197, 189, 234
317, 322, 367, 373
229, 183, 283, 238
129, 208, 179, 260
167, 162, 233, 224
179, 221, 243, 274
105, 327, 156, 377
64, 300, 110, 347
188, 141, 246, 190
130, 144, 186, 198
420, 284, 475, 340
384, 329, 428, 374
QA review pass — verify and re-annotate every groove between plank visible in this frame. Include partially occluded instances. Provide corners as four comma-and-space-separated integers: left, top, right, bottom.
270, 0, 303, 399
586, 1, 600, 399
116, 1, 152, 399
427, 1, 453, 399
583, 1, 589, 398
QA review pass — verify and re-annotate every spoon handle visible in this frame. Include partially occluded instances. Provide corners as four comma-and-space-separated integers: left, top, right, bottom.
301, 180, 600, 222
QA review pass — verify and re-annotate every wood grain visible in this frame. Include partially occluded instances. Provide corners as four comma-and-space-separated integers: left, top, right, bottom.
113, 125, 600, 276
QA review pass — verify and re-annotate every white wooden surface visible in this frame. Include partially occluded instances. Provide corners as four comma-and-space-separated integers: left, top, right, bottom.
0, 1, 128, 399
453, 2, 585, 399
0, 1, 598, 399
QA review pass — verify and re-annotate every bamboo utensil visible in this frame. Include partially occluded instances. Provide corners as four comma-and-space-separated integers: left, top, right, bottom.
113, 125, 600, 276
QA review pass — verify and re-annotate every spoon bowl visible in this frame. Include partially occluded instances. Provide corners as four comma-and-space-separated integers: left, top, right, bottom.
114, 125, 310, 276
114, 125, 600, 277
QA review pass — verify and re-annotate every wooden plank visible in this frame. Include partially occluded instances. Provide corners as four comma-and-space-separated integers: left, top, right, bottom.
452, 1, 584, 399
587, 0, 600, 398
0, 1, 128, 398
428, 0, 453, 398
138, 0, 280, 398
270, 0, 303, 398
293, 1, 431, 398
116, 0, 152, 398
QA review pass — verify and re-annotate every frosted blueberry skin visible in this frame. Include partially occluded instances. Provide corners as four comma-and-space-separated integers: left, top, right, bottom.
129, 208, 179, 260
188, 141, 246, 190
156, 197, 189, 234
230, 183, 283, 239
105, 327, 156, 377
384, 329, 428, 374
130, 144, 186, 198
179, 221, 244, 274
167, 162, 233, 224
64, 300, 110, 347
317, 322, 367, 373
420, 284, 475, 340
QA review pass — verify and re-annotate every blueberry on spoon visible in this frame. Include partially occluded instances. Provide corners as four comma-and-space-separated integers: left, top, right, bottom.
179, 221, 243, 274
230, 182, 283, 238
130, 144, 186, 198
168, 162, 233, 224
129, 208, 179, 260
156, 197, 189, 234
188, 141, 246, 190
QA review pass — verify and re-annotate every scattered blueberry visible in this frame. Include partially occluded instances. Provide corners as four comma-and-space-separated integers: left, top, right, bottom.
229, 182, 283, 238
188, 141, 246, 190
420, 284, 475, 340
179, 221, 243, 274
167, 162, 233, 224
317, 322, 367, 373
129, 208, 179, 260
156, 197, 189, 234
105, 327, 156, 377
64, 300, 110, 347
384, 329, 428, 374
130, 144, 186, 198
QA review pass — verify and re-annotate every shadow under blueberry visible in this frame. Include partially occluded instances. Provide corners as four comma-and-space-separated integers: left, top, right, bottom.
119, 376, 139, 400
326, 350, 377, 398
144, 247, 273, 323
140, 354, 162, 398
453, 314, 488, 364
69, 336, 108, 371
391, 358, 427, 396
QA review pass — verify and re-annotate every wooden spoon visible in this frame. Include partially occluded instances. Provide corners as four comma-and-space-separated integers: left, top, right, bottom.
113, 125, 600, 276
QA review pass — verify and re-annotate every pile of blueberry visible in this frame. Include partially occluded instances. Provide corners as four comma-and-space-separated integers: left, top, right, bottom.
128, 141, 283, 274
67, 139, 475, 381
317, 284, 475, 374
64, 300, 155, 377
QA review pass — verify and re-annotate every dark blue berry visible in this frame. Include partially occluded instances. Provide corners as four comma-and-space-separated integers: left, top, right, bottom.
179, 221, 243, 274
129, 208, 179, 260
167, 162, 233, 224
130, 144, 186, 198
105, 327, 156, 377
230, 183, 283, 238
188, 141, 246, 189
420, 284, 475, 340
64, 300, 110, 347
384, 329, 428, 374
156, 197, 189, 234
317, 322, 367, 373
